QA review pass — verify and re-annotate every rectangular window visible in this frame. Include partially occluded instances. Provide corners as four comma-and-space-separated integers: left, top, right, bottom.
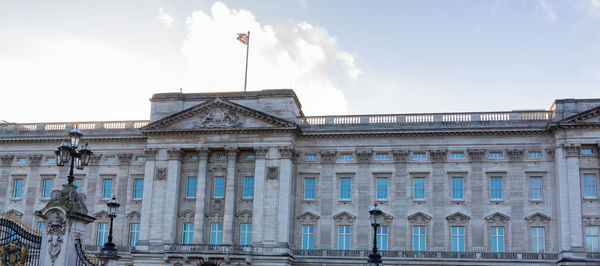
529, 177, 543, 200
340, 153, 353, 160
451, 226, 465, 252
186, 177, 197, 198
218, 153, 227, 159
214, 177, 225, 198
97, 223, 109, 245
531, 227, 545, 252
412, 226, 426, 251
304, 154, 317, 161
105, 156, 116, 162
581, 148, 596, 155
42, 179, 52, 199
16, 157, 27, 163
586, 226, 599, 252
451, 177, 464, 200
301, 225, 314, 249
340, 178, 351, 200
376, 153, 389, 160
304, 178, 315, 200
243, 177, 254, 198
246, 153, 255, 159
210, 223, 223, 245
489, 152, 502, 159
528, 152, 542, 158
240, 224, 252, 245
46, 157, 56, 163
337, 225, 351, 250
133, 179, 144, 199
413, 153, 426, 159
491, 226, 505, 252
37, 222, 44, 233
182, 223, 194, 244
73, 179, 82, 193
450, 152, 464, 159
190, 154, 199, 159
376, 177, 388, 200
129, 223, 140, 246
490, 177, 502, 200
583, 174, 597, 198
102, 179, 112, 199
12, 179, 23, 199
377, 225, 388, 251
135, 156, 146, 162
413, 178, 425, 200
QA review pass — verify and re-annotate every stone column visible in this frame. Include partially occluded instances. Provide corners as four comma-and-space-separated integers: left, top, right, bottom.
37, 184, 95, 266
163, 149, 184, 244
507, 149, 526, 251
222, 147, 238, 245
193, 148, 210, 244
356, 150, 372, 250
277, 146, 295, 246
138, 148, 157, 248
392, 150, 409, 249
467, 149, 485, 250
318, 151, 336, 248
24, 154, 43, 225
116, 153, 132, 245
251, 147, 268, 244
429, 150, 446, 250
555, 144, 584, 253
0, 155, 13, 212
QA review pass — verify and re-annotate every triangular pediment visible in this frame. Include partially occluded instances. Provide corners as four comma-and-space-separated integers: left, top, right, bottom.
446, 212, 471, 223
4, 209, 23, 218
125, 210, 141, 221
525, 212, 551, 223
333, 212, 356, 223
485, 212, 510, 222
141, 98, 297, 133
407, 212, 431, 223
92, 210, 109, 219
296, 211, 320, 223
559, 105, 600, 124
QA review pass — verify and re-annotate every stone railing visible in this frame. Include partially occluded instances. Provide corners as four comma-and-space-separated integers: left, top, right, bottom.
297, 111, 552, 126
291, 249, 560, 261
0, 120, 149, 133
164, 244, 253, 254
86, 245, 135, 254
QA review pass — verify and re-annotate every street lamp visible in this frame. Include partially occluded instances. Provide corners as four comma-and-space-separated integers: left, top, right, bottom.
368, 202, 383, 266
54, 128, 93, 184
102, 195, 120, 253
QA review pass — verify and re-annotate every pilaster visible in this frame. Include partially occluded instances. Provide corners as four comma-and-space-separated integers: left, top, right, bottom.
357, 149, 372, 249
430, 150, 446, 250
0, 155, 12, 212
222, 147, 238, 245
392, 150, 409, 249
193, 148, 210, 244
468, 149, 485, 250
507, 148, 526, 251
277, 146, 294, 246
138, 148, 156, 247
24, 154, 43, 225
251, 147, 268, 245
318, 150, 336, 248
162, 148, 184, 244
564, 144, 584, 249
116, 153, 132, 244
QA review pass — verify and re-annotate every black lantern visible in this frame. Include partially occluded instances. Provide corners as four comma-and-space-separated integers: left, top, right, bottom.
54, 128, 93, 185
103, 195, 120, 253
367, 203, 383, 266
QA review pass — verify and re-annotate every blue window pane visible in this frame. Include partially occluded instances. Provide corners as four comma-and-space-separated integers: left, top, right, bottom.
529, 177, 542, 200
240, 224, 252, 245
377, 226, 388, 251
304, 178, 315, 199
13, 179, 23, 198
210, 223, 223, 244
182, 223, 194, 244
42, 179, 53, 198
340, 178, 351, 199
528, 152, 542, 158
102, 179, 112, 199
413, 153, 426, 159
491, 227, 504, 252
134, 179, 144, 199
413, 226, 426, 251
451, 177, 463, 200
581, 148, 596, 155
340, 154, 353, 160
451, 226, 465, 251
490, 177, 502, 200
489, 152, 502, 159
129, 223, 140, 246
376, 153, 389, 159
584, 174, 597, 197
243, 177, 254, 198
376, 178, 388, 200
136, 156, 146, 162
97, 223, 108, 245
531, 227, 545, 252
73, 179, 82, 193
305, 154, 317, 161
338, 226, 351, 250
451, 153, 464, 158
186, 177, 197, 198
214, 177, 225, 198
37, 222, 44, 232
302, 225, 314, 249
414, 178, 425, 200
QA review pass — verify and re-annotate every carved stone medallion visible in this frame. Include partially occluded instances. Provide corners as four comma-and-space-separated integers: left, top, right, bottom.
267, 167, 279, 180
193, 107, 243, 128
155, 167, 167, 180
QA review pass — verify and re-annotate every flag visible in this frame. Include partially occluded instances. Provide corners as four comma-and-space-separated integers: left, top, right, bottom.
237, 33, 249, 45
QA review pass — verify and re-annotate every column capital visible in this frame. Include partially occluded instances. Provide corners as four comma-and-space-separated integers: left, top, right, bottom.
278, 146, 295, 159
545, 147, 555, 160
319, 151, 336, 163
254, 147, 268, 159
28, 154, 43, 166
196, 147, 211, 160
392, 150, 409, 162
563, 144, 580, 157
356, 150, 372, 164
89, 154, 103, 165
117, 153, 133, 165
144, 148, 158, 160
507, 149, 524, 161
467, 149, 485, 162
225, 147, 238, 157
429, 150, 447, 162
167, 149, 184, 161
1, 155, 14, 166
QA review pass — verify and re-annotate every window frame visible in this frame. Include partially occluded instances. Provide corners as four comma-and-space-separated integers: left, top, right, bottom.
213, 176, 225, 198
101, 178, 113, 199
12, 178, 23, 199
41, 178, 53, 199
242, 176, 254, 199
303, 177, 316, 200
527, 151, 542, 159
339, 177, 352, 201
240, 223, 252, 245
182, 223, 194, 244
585, 226, 599, 252
450, 176, 464, 201
339, 153, 353, 160
490, 226, 505, 252
450, 152, 465, 159
377, 225, 389, 251
375, 177, 388, 201
301, 225, 315, 250
489, 176, 503, 201
528, 176, 543, 201
375, 153, 390, 160
488, 151, 503, 159
97, 222, 109, 246
412, 152, 427, 160
304, 154, 317, 161
133, 178, 144, 199
129, 223, 140, 246
210, 223, 223, 245
413, 177, 426, 201
451, 226, 465, 252
337, 225, 351, 250
582, 173, 598, 199
530, 226, 545, 252
412, 225, 426, 251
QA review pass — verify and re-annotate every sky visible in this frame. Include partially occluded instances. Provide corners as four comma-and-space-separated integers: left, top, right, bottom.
1, 0, 600, 123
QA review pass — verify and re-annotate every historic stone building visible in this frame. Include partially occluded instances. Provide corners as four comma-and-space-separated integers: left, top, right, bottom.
1, 89, 600, 265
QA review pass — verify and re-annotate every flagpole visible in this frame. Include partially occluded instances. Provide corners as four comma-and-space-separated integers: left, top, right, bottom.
243, 31, 250, 92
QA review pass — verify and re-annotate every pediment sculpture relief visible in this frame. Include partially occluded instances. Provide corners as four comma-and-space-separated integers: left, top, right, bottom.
193, 107, 244, 128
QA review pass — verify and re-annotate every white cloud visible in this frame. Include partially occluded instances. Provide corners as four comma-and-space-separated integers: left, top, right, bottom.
582, 0, 600, 17
537, 0, 557, 22
159, 7, 174, 27
180, 1, 360, 115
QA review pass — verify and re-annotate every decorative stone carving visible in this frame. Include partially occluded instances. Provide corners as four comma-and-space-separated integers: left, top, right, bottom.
430, 150, 447, 162
356, 150, 372, 163
167, 149, 184, 161
564, 144, 579, 157
524, 212, 551, 224
125, 211, 141, 221
144, 148, 158, 160
485, 212, 510, 223
155, 167, 167, 180
177, 209, 194, 223
4, 209, 23, 219
254, 147, 268, 159
319, 151, 336, 163
117, 153, 133, 165
89, 154, 103, 165
193, 107, 244, 128
333, 212, 356, 224
296, 211, 319, 223
582, 215, 600, 226
196, 148, 211, 160
1, 155, 14, 166
49, 185, 88, 215
467, 149, 485, 162
278, 146, 295, 159
235, 210, 253, 224
205, 210, 223, 224
28, 154, 43, 166
545, 147, 555, 160
392, 150, 409, 162
225, 147, 238, 158
267, 167, 279, 180
446, 212, 471, 224
209, 165, 227, 173
407, 212, 431, 224
507, 149, 524, 161
45, 209, 66, 264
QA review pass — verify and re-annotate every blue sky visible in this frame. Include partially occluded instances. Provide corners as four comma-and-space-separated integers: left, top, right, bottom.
1, 0, 599, 122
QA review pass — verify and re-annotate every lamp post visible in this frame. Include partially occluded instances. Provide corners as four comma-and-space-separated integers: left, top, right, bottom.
368, 202, 383, 266
102, 195, 120, 253
55, 128, 93, 184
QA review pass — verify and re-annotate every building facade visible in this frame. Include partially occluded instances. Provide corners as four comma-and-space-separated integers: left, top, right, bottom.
1, 89, 600, 265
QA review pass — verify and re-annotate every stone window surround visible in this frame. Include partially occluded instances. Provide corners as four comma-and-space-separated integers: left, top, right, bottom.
209, 165, 227, 199
407, 212, 431, 251
129, 174, 144, 201
98, 175, 116, 201
296, 211, 319, 249
238, 170, 255, 200
581, 170, 599, 200
177, 209, 195, 244
410, 172, 430, 202
338, 151, 355, 162
526, 171, 546, 203
484, 212, 511, 252
526, 149, 543, 160
374, 151, 391, 160
333, 212, 356, 250
449, 151, 466, 160
448, 172, 468, 203
373, 173, 391, 202
488, 150, 504, 160
446, 212, 471, 252
92, 210, 111, 245
486, 172, 508, 203
8, 175, 26, 201
205, 210, 224, 244
299, 173, 319, 202
336, 173, 355, 202
40, 174, 56, 200
411, 151, 427, 160
302, 152, 319, 162
525, 212, 551, 252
